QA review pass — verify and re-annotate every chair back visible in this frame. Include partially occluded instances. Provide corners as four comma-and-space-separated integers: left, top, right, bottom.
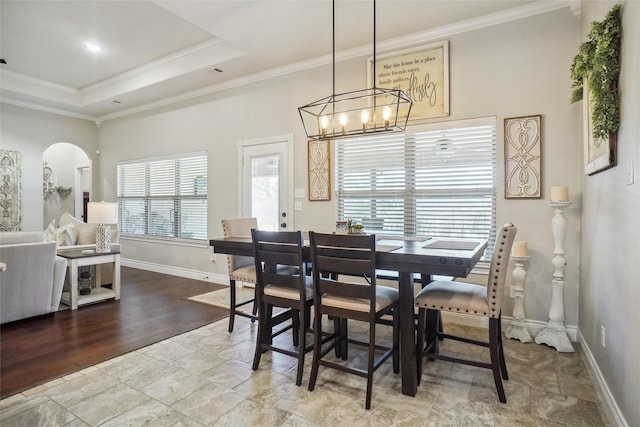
222, 218, 258, 274
486, 223, 517, 318
251, 229, 306, 299
309, 232, 377, 313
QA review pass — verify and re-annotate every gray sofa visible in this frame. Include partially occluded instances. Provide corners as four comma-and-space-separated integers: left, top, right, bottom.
0, 231, 67, 324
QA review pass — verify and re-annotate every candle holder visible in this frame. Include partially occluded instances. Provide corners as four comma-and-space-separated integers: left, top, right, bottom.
505, 255, 531, 343
535, 201, 574, 352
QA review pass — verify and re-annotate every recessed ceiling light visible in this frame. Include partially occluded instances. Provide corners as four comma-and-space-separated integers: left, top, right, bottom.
84, 41, 102, 53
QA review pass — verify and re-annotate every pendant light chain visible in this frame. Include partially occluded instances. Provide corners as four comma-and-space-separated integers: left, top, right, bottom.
373, 0, 376, 90
332, 0, 336, 98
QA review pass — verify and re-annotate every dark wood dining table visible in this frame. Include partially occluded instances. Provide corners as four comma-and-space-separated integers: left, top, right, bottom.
209, 235, 487, 397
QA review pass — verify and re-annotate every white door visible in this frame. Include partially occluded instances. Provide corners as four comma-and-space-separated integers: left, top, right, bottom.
239, 134, 293, 231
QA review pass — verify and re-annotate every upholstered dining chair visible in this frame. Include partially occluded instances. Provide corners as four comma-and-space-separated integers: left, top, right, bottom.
250, 229, 314, 386
308, 231, 399, 410
221, 218, 259, 332
415, 223, 517, 403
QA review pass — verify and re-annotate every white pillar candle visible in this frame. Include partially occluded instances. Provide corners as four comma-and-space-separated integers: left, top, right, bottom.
512, 241, 529, 257
550, 186, 569, 202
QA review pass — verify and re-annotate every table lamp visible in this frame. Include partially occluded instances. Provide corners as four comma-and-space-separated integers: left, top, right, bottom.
88, 201, 118, 252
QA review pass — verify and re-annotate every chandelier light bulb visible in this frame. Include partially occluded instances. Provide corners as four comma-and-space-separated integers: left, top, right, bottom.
320, 115, 329, 136
339, 113, 348, 133
361, 109, 370, 130
382, 106, 391, 127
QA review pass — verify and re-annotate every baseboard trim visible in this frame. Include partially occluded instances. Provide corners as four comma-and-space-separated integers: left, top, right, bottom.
121, 258, 229, 285
578, 331, 628, 427
442, 312, 578, 342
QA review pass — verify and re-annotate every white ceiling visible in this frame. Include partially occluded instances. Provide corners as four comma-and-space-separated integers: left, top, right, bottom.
0, 0, 574, 122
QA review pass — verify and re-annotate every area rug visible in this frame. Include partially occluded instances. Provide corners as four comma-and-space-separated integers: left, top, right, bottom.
187, 285, 255, 312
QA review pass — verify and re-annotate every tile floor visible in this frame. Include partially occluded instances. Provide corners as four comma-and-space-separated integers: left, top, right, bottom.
0, 316, 610, 426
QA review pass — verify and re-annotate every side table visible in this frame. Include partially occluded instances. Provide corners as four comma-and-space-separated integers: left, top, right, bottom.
57, 247, 121, 309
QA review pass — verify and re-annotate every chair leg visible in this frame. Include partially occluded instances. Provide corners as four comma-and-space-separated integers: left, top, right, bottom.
497, 314, 508, 380
295, 308, 306, 386
416, 307, 426, 384
340, 318, 348, 361
252, 298, 266, 371
228, 280, 237, 333
333, 316, 342, 358
292, 309, 300, 347
365, 321, 375, 410
489, 317, 507, 403
426, 309, 440, 355
392, 305, 399, 374
251, 286, 258, 323
308, 313, 322, 392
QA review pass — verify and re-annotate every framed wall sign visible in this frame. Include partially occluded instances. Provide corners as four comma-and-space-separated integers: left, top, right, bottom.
583, 78, 617, 175
368, 41, 449, 120
308, 139, 330, 201
504, 115, 542, 199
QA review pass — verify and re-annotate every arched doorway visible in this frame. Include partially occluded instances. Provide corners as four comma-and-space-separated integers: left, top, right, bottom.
42, 143, 91, 227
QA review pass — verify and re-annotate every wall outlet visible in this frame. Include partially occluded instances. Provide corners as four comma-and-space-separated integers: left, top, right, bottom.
210, 254, 216, 263
294, 201, 302, 211
600, 325, 606, 348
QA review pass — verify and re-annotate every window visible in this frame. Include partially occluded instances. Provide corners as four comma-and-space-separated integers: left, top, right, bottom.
336, 118, 497, 260
117, 152, 208, 242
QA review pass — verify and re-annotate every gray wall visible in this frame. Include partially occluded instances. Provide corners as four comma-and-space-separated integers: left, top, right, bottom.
0, 104, 98, 230
579, 1, 640, 426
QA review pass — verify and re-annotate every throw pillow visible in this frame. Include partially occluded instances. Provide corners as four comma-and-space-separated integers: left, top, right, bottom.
55, 223, 77, 246
44, 220, 78, 246
45, 219, 58, 241
60, 212, 96, 244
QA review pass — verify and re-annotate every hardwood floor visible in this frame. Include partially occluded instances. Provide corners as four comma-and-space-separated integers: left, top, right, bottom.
0, 267, 228, 399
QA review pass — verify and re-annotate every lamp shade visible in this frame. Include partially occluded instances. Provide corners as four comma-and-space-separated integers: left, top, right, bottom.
87, 201, 118, 224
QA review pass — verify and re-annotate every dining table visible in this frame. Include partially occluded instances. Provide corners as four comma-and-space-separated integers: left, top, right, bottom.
209, 234, 488, 397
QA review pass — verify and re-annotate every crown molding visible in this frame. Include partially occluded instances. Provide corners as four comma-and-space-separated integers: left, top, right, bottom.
3, 1, 574, 122
1, 97, 98, 122
98, 0, 573, 122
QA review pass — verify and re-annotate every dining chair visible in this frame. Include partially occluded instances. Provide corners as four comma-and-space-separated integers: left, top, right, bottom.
414, 223, 517, 403
221, 217, 259, 332
308, 231, 399, 410
250, 229, 314, 386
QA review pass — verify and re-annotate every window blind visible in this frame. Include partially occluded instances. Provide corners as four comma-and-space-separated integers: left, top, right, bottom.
336, 120, 496, 260
117, 152, 208, 241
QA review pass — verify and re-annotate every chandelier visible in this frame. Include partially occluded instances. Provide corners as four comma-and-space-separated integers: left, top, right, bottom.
298, 0, 413, 141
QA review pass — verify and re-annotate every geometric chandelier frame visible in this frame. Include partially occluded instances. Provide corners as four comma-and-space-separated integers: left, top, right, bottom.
298, 0, 413, 141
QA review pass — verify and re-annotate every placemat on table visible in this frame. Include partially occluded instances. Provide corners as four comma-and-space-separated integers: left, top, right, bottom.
376, 244, 402, 252
422, 240, 478, 250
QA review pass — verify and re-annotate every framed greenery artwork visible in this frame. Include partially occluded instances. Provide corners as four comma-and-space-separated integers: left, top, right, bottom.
570, 4, 621, 175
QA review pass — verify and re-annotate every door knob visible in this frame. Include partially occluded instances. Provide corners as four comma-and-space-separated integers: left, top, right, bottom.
281, 222, 287, 228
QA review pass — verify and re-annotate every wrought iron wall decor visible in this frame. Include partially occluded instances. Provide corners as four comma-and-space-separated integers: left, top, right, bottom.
504, 115, 542, 199
43, 161, 72, 200
308, 139, 331, 201
0, 150, 22, 231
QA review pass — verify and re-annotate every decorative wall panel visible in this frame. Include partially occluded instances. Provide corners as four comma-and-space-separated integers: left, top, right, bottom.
504, 115, 542, 199
0, 150, 22, 231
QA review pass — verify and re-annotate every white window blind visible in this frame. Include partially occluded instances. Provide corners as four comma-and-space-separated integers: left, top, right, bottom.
117, 152, 208, 241
336, 119, 497, 259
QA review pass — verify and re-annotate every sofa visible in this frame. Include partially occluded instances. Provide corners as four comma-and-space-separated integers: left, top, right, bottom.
0, 231, 67, 324
46, 212, 120, 285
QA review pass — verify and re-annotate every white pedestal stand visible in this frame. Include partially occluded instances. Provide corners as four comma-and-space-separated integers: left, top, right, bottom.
535, 201, 575, 352
505, 256, 532, 343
